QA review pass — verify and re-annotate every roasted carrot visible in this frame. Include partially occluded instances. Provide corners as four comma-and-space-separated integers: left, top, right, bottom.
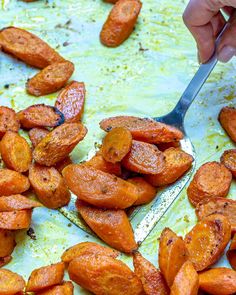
29, 127, 50, 148
157, 141, 181, 151
227, 234, 236, 270
0, 131, 32, 172
158, 227, 189, 287
0, 169, 30, 196
0, 229, 15, 258
0, 269, 25, 294
101, 127, 132, 163
55, 81, 86, 122
187, 162, 232, 207
219, 106, 236, 142
76, 200, 137, 253
0, 255, 12, 268
170, 261, 199, 295
0, 106, 20, 139
26, 262, 65, 292
54, 156, 72, 174
29, 163, 71, 209
133, 251, 169, 295
196, 197, 236, 233
184, 214, 231, 271
18, 104, 64, 129
122, 140, 165, 174
68, 254, 144, 295
146, 147, 193, 186
36, 281, 74, 295
221, 149, 236, 178
0, 26, 64, 68
26, 61, 74, 96
0, 194, 42, 212
199, 268, 236, 295
33, 122, 87, 166
63, 164, 138, 209
100, 116, 184, 144
100, 0, 142, 47
0, 209, 32, 230
61, 241, 119, 264
127, 177, 157, 205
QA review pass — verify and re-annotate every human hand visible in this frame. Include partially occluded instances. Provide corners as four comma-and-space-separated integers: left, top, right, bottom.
183, 0, 236, 63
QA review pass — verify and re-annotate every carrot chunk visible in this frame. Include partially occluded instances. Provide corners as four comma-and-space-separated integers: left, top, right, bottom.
0, 131, 32, 172
227, 234, 236, 270
55, 81, 86, 122
29, 127, 50, 148
63, 164, 138, 209
0, 229, 15, 258
100, 116, 183, 144
0, 210, 32, 230
54, 156, 72, 174
0, 194, 42, 212
29, 163, 70, 209
0, 106, 20, 139
76, 200, 137, 253
184, 214, 231, 271
0, 256, 12, 268
219, 106, 236, 142
36, 281, 74, 295
0, 269, 25, 294
33, 122, 87, 166
221, 149, 236, 177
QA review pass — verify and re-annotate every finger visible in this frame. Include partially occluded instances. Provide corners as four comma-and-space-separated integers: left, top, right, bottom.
222, 6, 234, 15
211, 11, 226, 37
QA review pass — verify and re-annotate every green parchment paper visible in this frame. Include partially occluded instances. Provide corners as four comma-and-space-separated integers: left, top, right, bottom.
1, 0, 236, 293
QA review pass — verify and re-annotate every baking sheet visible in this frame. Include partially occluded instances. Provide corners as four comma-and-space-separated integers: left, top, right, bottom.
1, 0, 236, 293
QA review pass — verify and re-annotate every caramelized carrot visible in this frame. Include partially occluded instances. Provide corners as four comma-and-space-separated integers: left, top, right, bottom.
76, 200, 137, 253
133, 251, 169, 295
122, 140, 165, 174
33, 122, 87, 166
219, 106, 236, 142
68, 254, 144, 294
146, 148, 193, 186
63, 164, 138, 209
220, 149, 236, 177
100, 116, 184, 144
0, 210, 32, 230
0, 169, 30, 196
61, 242, 119, 264
54, 156, 72, 174
0, 106, 20, 139
0, 195, 42, 212
0, 229, 15, 258
29, 128, 50, 149
184, 214, 231, 271
29, 163, 70, 209
0, 269, 25, 294
36, 281, 74, 295
157, 141, 181, 151
0, 131, 32, 172
55, 81, 86, 122
18, 104, 64, 129
0, 255, 12, 268
26, 262, 65, 292
227, 234, 236, 270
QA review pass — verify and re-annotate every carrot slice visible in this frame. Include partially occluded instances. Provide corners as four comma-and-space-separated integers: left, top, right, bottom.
29, 163, 70, 209
0, 169, 30, 196
0, 195, 42, 212
196, 197, 236, 233
0, 229, 15, 257
36, 281, 74, 295
122, 140, 165, 174
199, 268, 236, 295
219, 106, 236, 142
170, 261, 199, 295
26, 61, 74, 96
0, 269, 25, 294
184, 214, 231, 271
158, 227, 189, 287
54, 156, 72, 174
101, 127, 132, 163
18, 104, 64, 129
100, 116, 184, 144
0, 106, 20, 139
55, 81, 86, 122
133, 251, 169, 295
220, 149, 236, 178
0, 26, 64, 68
84, 153, 122, 176
26, 262, 65, 292
100, 0, 142, 47
61, 241, 119, 264
0, 256, 12, 268
157, 141, 181, 151
127, 177, 157, 205
29, 127, 50, 148
187, 162, 232, 207
146, 148, 193, 186
63, 164, 138, 209
0, 210, 32, 230
33, 122, 87, 166
227, 234, 236, 270
0, 131, 32, 172
68, 254, 144, 294
76, 200, 137, 253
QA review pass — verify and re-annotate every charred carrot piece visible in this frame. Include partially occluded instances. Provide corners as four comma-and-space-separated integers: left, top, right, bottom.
0, 194, 42, 212
227, 234, 236, 270
0, 269, 25, 294
29, 127, 50, 148
36, 281, 74, 295
0, 210, 32, 230
221, 149, 236, 178
0, 229, 15, 258
219, 106, 236, 142
0, 106, 20, 139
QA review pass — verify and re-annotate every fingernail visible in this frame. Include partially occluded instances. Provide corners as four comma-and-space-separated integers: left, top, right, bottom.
218, 45, 236, 63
